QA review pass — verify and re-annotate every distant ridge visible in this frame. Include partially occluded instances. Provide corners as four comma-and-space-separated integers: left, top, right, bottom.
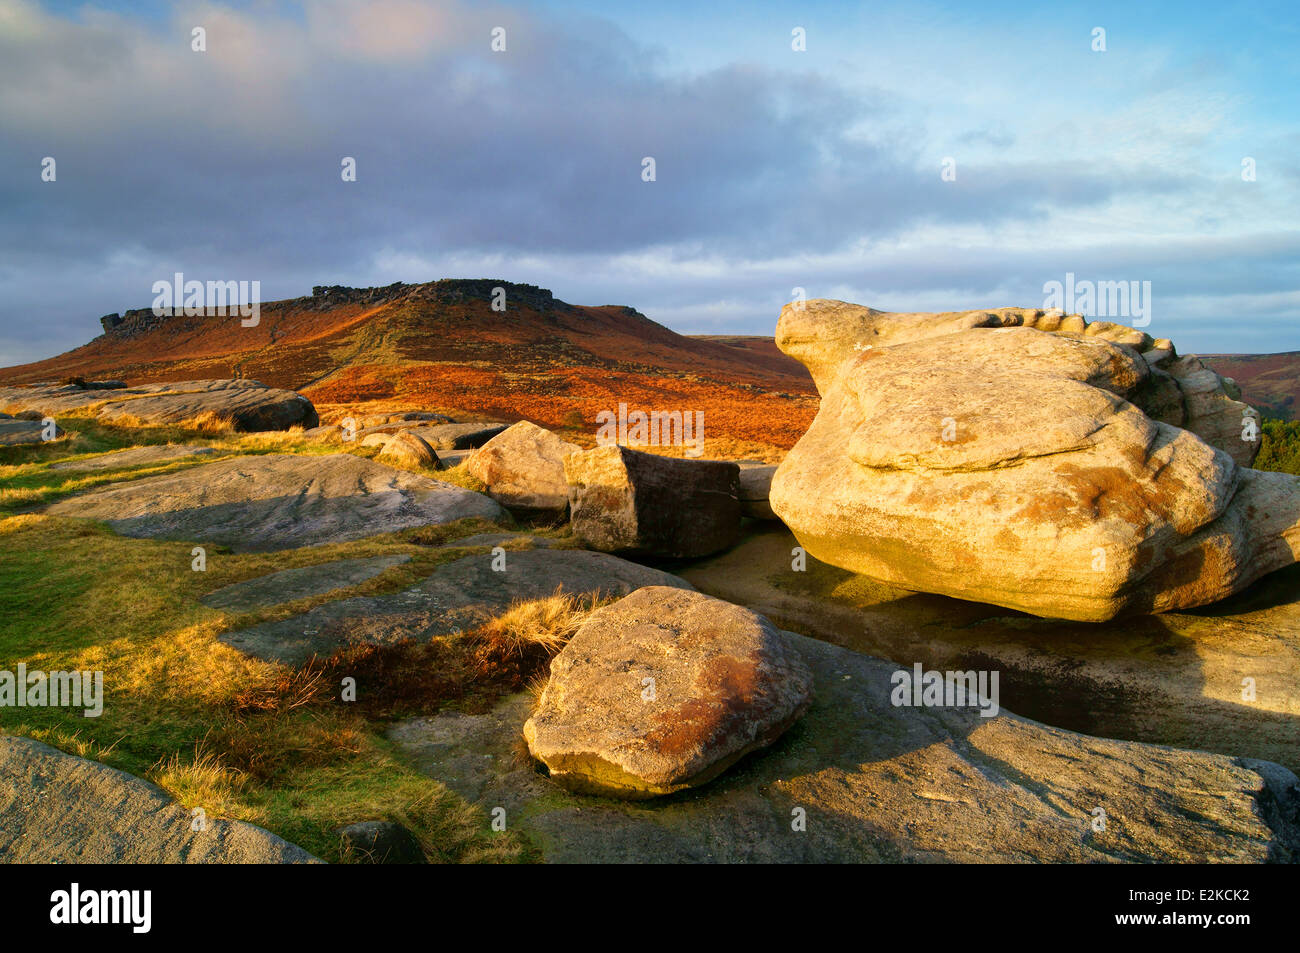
1201, 350, 1300, 420
0, 279, 817, 450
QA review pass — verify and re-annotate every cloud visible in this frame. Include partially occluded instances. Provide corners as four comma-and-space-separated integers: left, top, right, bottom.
0, 0, 1297, 365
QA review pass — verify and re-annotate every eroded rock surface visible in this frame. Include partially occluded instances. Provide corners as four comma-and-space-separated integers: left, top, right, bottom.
0, 419, 60, 446
465, 421, 580, 515
524, 587, 813, 798
0, 379, 318, 432
218, 549, 693, 664
681, 522, 1300, 775
46, 453, 504, 551
771, 301, 1299, 621
0, 736, 318, 863
393, 631, 1300, 863
201, 554, 412, 612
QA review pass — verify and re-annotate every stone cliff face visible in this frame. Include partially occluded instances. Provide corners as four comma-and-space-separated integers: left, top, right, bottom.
770, 301, 1300, 622
96, 279, 560, 339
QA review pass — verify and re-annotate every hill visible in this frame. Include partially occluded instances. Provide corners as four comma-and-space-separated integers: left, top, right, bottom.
0, 280, 817, 454
1201, 351, 1300, 420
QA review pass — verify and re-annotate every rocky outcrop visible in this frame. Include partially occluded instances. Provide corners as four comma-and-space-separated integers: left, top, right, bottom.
565, 446, 741, 558
394, 628, 1300, 863
465, 421, 580, 515
680, 523, 1300, 775
770, 301, 1298, 621
0, 379, 318, 432
219, 549, 694, 665
0, 736, 318, 863
46, 453, 504, 551
408, 422, 508, 451
524, 587, 813, 798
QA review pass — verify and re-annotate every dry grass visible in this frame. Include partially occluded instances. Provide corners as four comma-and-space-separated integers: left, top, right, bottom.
103, 409, 237, 434
223, 589, 605, 723
428, 462, 489, 493
0, 511, 537, 862
149, 744, 251, 817
479, 588, 605, 654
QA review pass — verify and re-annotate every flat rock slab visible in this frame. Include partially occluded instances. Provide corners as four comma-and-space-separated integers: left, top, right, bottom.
50, 444, 218, 471
201, 554, 412, 612
681, 523, 1300, 775
219, 549, 693, 665
45, 453, 505, 552
437, 533, 559, 550
0, 379, 318, 432
0, 736, 318, 863
0, 419, 58, 446
408, 422, 508, 451
525, 587, 814, 798
390, 632, 1300, 863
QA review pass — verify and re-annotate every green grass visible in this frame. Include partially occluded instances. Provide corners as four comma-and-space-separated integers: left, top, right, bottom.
0, 513, 541, 862
0, 419, 574, 863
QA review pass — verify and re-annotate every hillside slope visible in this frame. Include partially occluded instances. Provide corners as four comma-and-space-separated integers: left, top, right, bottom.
0, 280, 817, 451
1201, 351, 1300, 420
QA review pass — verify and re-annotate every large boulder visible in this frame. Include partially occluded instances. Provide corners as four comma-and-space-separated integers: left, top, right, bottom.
0, 379, 318, 432
564, 445, 741, 558
524, 587, 813, 799
465, 421, 580, 515
0, 736, 318, 863
378, 431, 440, 469
45, 453, 504, 551
770, 301, 1299, 621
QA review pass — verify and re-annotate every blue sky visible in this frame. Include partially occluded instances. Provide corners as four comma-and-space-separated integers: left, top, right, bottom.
2, 0, 1297, 365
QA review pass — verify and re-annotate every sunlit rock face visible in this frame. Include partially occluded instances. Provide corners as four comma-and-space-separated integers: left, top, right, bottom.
770, 301, 1300, 622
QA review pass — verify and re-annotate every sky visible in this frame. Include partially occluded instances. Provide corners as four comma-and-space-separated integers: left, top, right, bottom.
1, 0, 1297, 366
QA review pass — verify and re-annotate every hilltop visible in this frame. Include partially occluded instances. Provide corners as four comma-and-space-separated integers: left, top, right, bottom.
0, 280, 817, 453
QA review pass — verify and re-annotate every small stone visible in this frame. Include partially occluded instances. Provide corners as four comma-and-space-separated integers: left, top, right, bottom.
336, 821, 426, 864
